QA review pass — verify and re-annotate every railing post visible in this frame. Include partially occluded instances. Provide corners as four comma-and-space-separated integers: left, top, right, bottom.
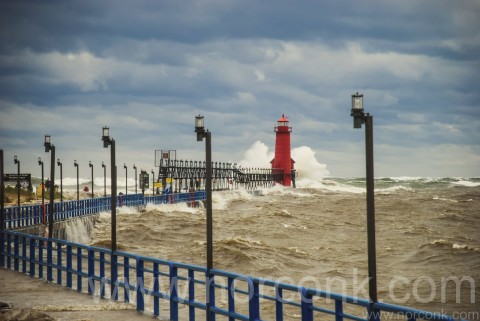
248, 277, 260, 321
124, 257, 130, 303
57, 243, 62, 285
100, 252, 105, 298
13, 233, 20, 271
22, 235, 27, 273
276, 286, 283, 321
6, 233, 11, 269
153, 262, 160, 317
300, 288, 313, 321
0, 231, 4, 268
38, 238, 43, 278
111, 253, 118, 301
88, 247, 95, 295
228, 277, 235, 321
66, 244, 72, 288
169, 264, 178, 321
136, 258, 145, 312
29, 237, 35, 277
188, 269, 195, 321
47, 240, 53, 281
335, 299, 344, 321
77, 247, 82, 292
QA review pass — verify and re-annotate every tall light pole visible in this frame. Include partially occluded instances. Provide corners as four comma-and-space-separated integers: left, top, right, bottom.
350, 92, 378, 311
14, 155, 20, 207
1, 149, 5, 233
124, 163, 127, 195
195, 115, 213, 321
44, 135, 55, 240
57, 158, 63, 203
38, 157, 44, 208
102, 161, 106, 197
102, 126, 118, 299
133, 164, 137, 194
89, 161, 94, 198
74, 160, 79, 202
151, 169, 155, 195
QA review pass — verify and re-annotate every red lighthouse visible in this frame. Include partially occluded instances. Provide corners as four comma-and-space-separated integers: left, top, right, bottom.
271, 115, 295, 187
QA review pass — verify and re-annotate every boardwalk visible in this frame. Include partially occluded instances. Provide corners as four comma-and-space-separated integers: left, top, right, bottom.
0, 268, 148, 321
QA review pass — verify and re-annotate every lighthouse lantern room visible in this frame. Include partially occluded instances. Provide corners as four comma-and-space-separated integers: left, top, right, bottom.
271, 114, 295, 187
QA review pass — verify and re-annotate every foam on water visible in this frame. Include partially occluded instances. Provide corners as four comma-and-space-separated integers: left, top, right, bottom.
145, 202, 200, 214
65, 217, 93, 244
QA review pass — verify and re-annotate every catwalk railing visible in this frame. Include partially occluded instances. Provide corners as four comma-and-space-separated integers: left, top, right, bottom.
2, 191, 206, 230
0, 230, 460, 321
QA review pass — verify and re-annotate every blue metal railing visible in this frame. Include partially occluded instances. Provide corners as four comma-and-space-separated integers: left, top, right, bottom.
0, 230, 460, 321
2, 191, 207, 230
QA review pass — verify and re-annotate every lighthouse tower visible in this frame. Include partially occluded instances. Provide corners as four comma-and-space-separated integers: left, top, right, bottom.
271, 115, 295, 187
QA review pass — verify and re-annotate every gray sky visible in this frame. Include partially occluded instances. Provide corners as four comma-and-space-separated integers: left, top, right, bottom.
1, 0, 479, 179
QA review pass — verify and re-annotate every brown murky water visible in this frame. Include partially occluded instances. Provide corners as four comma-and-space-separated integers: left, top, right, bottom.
87, 181, 480, 318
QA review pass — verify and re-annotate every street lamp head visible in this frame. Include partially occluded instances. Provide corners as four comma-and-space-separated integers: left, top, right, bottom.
14, 155, 19, 164
38, 157, 42, 165
102, 161, 105, 168
124, 163, 127, 169
351, 92, 365, 129
57, 158, 61, 166
44, 134, 53, 152
133, 164, 136, 170
74, 160, 78, 167
195, 115, 206, 141
102, 126, 111, 148
89, 161, 93, 168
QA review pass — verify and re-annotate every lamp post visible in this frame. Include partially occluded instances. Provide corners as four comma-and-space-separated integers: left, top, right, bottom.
0, 149, 4, 268
195, 115, 214, 321
102, 161, 106, 197
14, 155, 20, 207
44, 135, 55, 240
124, 163, 127, 195
102, 126, 118, 299
57, 158, 63, 203
350, 92, 378, 311
38, 157, 45, 208
74, 160, 79, 202
89, 161, 94, 198
151, 169, 155, 195
133, 164, 137, 194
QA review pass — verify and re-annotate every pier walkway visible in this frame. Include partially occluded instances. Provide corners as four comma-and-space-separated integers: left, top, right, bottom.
0, 268, 146, 321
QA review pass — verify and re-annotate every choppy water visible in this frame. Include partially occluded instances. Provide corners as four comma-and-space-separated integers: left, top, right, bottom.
85, 177, 480, 317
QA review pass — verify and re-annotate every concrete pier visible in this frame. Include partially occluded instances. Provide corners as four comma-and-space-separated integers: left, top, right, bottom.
0, 268, 149, 321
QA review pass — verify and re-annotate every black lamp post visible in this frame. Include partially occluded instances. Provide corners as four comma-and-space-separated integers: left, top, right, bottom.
102, 161, 106, 197
44, 135, 55, 240
102, 126, 118, 299
74, 160, 79, 202
151, 169, 155, 195
14, 155, 20, 207
38, 157, 44, 207
57, 158, 63, 203
350, 92, 378, 310
102, 126, 117, 252
89, 161, 94, 198
133, 164, 137, 194
124, 163, 127, 195
195, 115, 214, 321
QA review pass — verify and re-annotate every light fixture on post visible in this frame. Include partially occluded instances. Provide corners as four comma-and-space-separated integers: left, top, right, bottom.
194, 114, 214, 321
44, 134, 55, 244
89, 161, 94, 198
350, 92, 378, 316
0, 149, 4, 256
14, 155, 20, 207
57, 158, 63, 203
123, 163, 128, 195
74, 160, 79, 202
38, 157, 45, 209
133, 164, 137, 194
102, 126, 118, 300
102, 161, 106, 197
